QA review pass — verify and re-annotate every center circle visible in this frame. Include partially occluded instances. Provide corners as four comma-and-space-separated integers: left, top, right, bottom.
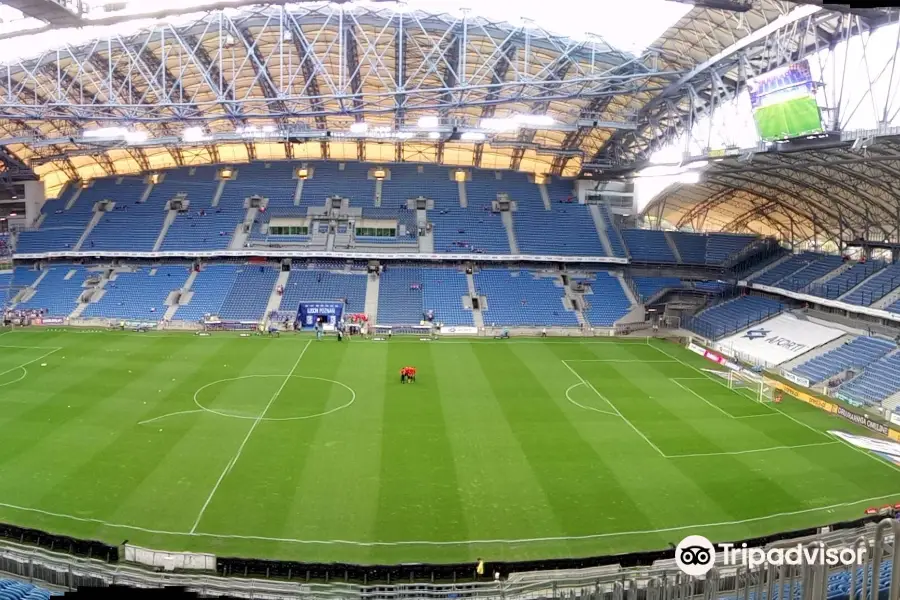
193, 375, 356, 421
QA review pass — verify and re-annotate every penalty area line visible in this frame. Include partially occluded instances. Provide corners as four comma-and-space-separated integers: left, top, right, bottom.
1, 493, 898, 547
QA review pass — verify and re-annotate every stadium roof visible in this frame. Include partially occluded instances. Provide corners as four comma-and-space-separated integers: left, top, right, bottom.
0, 0, 899, 247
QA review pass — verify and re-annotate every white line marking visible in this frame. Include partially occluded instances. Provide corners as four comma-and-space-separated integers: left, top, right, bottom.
828, 431, 900, 475
564, 382, 618, 417
563, 359, 678, 363
0, 331, 11, 339
0, 345, 63, 350
0, 347, 61, 380
649, 341, 839, 443
669, 377, 736, 418
0, 493, 897, 547
562, 360, 667, 457
0, 366, 27, 388
189, 339, 312, 534
138, 410, 205, 425
667, 441, 840, 459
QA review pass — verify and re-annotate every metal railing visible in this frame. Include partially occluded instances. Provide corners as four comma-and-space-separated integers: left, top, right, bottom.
3, 519, 900, 599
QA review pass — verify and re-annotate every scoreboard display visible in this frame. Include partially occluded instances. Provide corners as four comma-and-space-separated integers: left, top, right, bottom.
747, 60, 824, 142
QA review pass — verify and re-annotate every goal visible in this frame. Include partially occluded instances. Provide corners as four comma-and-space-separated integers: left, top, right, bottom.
727, 370, 775, 402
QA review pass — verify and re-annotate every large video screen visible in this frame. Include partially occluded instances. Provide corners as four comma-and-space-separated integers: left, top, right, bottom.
747, 60, 824, 142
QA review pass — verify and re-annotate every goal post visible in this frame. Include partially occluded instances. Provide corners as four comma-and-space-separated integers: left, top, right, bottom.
727, 370, 775, 402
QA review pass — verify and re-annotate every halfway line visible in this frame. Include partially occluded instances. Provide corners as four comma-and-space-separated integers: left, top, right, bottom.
189, 339, 312, 533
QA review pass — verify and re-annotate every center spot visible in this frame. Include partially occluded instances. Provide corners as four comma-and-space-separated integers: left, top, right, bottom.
193, 375, 355, 421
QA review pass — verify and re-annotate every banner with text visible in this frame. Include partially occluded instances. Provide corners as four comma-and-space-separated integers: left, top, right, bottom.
716, 313, 843, 367
298, 302, 344, 329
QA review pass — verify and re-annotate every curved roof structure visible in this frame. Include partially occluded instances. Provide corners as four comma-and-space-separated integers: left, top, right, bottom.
0, 1, 684, 195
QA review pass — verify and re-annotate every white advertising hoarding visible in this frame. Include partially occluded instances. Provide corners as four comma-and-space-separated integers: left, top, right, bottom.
715, 313, 843, 367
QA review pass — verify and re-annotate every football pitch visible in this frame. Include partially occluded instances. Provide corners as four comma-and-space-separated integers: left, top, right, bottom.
755, 95, 823, 141
0, 329, 897, 566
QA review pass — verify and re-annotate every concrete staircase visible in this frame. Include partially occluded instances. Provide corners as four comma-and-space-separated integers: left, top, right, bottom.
374, 179, 383, 207
13, 269, 50, 304
73, 208, 105, 251
365, 272, 380, 323
230, 206, 258, 250
882, 391, 900, 413
663, 231, 683, 263
746, 252, 794, 282
152, 208, 179, 251
139, 182, 154, 203
263, 270, 291, 322
293, 178, 304, 206
838, 267, 887, 301
458, 180, 467, 208
873, 285, 900, 310
417, 209, 434, 252
538, 183, 552, 210
466, 271, 485, 329
560, 277, 587, 327
69, 270, 110, 318
810, 261, 854, 287
64, 186, 83, 210
588, 205, 614, 256
210, 179, 227, 207
614, 272, 645, 325
500, 211, 520, 254
163, 269, 199, 320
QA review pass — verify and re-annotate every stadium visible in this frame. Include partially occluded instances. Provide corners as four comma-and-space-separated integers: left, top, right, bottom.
2, 0, 900, 597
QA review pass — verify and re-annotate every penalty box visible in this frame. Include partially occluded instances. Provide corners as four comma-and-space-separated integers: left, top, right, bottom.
563, 360, 831, 458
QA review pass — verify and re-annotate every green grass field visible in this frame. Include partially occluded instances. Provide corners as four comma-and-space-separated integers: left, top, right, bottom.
0, 329, 897, 566
754, 95, 823, 141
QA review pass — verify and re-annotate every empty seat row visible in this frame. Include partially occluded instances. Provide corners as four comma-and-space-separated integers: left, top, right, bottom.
792, 336, 895, 384
687, 295, 784, 340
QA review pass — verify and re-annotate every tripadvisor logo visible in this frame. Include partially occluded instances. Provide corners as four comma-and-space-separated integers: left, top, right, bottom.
675, 535, 866, 576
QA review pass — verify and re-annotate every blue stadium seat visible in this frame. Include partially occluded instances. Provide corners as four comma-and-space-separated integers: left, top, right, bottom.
81, 267, 189, 321
622, 229, 677, 263
793, 336, 895, 384
775, 254, 844, 291
173, 265, 239, 321
375, 267, 472, 325
808, 260, 885, 299
582, 272, 632, 326
280, 269, 367, 316
837, 352, 900, 406
598, 205, 627, 258
15, 266, 88, 317
475, 269, 577, 327
841, 262, 900, 306
667, 231, 707, 264
632, 276, 683, 301
704, 233, 757, 265
687, 295, 784, 340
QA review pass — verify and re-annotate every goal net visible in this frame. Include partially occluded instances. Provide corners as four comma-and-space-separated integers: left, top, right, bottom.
727, 370, 775, 402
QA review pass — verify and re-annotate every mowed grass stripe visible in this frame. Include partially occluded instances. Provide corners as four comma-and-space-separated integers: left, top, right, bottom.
435, 343, 569, 562
374, 343, 468, 547
471, 343, 660, 540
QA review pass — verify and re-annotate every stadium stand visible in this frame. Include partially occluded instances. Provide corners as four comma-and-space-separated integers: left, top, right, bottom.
792, 336, 896, 384
837, 351, 900, 405
419, 268, 473, 326
808, 260, 885, 299
775, 254, 844, 291
15, 266, 87, 317
81, 266, 189, 321
16, 189, 98, 253
279, 269, 367, 315
751, 252, 824, 286
582, 272, 632, 326
475, 269, 577, 327
598, 205, 627, 258
512, 178, 606, 256
161, 167, 243, 251
705, 233, 757, 265
0, 579, 53, 600
376, 267, 428, 324
621, 229, 677, 263
841, 262, 900, 306
82, 177, 162, 251
432, 172, 509, 254
667, 231, 707, 264
686, 295, 784, 340
374, 267, 471, 325
172, 265, 239, 321
632, 276, 683, 301
217, 265, 279, 321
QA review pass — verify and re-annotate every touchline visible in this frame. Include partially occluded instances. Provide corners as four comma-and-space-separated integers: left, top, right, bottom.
719, 543, 866, 569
